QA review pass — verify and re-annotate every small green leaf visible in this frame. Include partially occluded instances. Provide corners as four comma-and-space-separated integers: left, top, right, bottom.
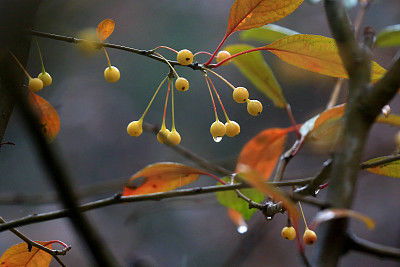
376, 25, 400, 47
363, 156, 400, 178
216, 179, 264, 220
240, 24, 299, 44
225, 44, 287, 108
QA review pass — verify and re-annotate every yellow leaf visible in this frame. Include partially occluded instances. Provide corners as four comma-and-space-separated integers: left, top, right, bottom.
227, 0, 303, 34
310, 209, 375, 230
362, 155, 400, 178
96, 19, 115, 41
29, 93, 60, 142
122, 162, 207, 196
225, 44, 287, 108
265, 34, 386, 81
0, 242, 52, 267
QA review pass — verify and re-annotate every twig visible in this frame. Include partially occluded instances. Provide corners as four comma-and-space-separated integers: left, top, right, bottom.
0, 177, 315, 232
348, 234, 400, 260
0, 141, 15, 146
0, 217, 69, 267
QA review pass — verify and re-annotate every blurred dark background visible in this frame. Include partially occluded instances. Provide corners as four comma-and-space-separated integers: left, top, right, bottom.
1, 0, 400, 266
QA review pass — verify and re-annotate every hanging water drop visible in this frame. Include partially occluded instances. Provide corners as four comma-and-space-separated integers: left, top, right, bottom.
237, 225, 248, 234
314, 189, 320, 195
213, 136, 223, 142
266, 216, 272, 221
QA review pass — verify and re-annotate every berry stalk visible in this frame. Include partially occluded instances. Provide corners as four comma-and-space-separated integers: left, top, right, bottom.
140, 76, 168, 121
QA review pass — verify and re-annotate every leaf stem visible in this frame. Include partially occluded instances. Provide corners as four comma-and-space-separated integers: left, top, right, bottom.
204, 34, 229, 65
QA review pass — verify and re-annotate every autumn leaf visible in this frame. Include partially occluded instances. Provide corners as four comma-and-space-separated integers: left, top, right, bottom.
236, 128, 291, 179
216, 178, 264, 220
240, 24, 299, 44
0, 242, 53, 267
29, 93, 60, 142
226, 0, 303, 34
96, 19, 115, 41
122, 162, 209, 196
225, 44, 287, 108
362, 156, 400, 178
310, 209, 375, 230
236, 167, 299, 226
227, 209, 248, 233
264, 34, 386, 81
376, 24, 400, 47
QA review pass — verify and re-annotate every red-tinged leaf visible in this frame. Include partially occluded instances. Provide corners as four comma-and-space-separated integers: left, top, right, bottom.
0, 241, 53, 267
227, 208, 248, 234
236, 128, 291, 179
122, 162, 208, 196
226, 0, 303, 34
96, 19, 115, 41
310, 209, 376, 230
264, 34, 386, 81
362, 156, 400, 178
29, 93, 60, 142
236, 167, 299, 227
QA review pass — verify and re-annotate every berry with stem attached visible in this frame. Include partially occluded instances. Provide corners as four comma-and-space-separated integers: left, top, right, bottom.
175, 77, 189, 92
216, 50, 231, 65
104, 66, 120, 83
281, 226, 296, 240
28, 78, 44, 92
233, 87, 249, 103
247, 99, 263, 116
127, 119, 143, 136
210, 120, 226, 139
225, 120, 240, 137
303, 229, 317, 245
38, 72, 52, 87
167, 129, 181, 145
177, 49, 194, 66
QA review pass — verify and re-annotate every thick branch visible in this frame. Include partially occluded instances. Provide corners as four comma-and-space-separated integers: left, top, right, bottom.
349, 234, 400, 260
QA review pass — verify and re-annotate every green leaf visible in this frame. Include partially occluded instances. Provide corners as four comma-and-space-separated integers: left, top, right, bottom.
376, 25, 400, 47
225, 44, 287, 108
240, 24, 299, 44
216, 179, 264, 220
363, 156, 400, 178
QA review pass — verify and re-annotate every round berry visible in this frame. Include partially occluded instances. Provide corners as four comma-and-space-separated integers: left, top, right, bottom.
104, 66, 120, 83
175, 77, 189, 91
210, 120, 226, 138
232, 87, 249, 103
127, 120, 143, 137
37, 72, 52, 87
157, 128, 171, 144
28, 78, 44, 92
281, 226, 296, 240
303, 229, 317, 245
216, 50, 231, 65
225, 120, 240, 137
167, 129, 181, 145
247, 100, 263, 116
177, 49, 194, 66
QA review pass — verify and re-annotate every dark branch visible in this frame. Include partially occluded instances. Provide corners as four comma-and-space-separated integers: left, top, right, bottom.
348, 234, 400, 260
360, 154, 400, 169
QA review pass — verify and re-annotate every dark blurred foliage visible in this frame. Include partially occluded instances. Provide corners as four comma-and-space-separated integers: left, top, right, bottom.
0, 0, 400, 266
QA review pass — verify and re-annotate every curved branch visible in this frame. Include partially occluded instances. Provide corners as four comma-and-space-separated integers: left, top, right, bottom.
349, 234, 400, 260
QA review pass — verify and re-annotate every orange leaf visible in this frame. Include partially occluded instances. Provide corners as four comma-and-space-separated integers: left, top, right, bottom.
265, 34, 386, 81
310, 208, 376, 230
227, 0, 303, 34
227, 208, 248, 234
0, 241, 53, 267
122, 162, 207, 196
236, 128, 290, 179
96, 19, 115, 41
236, 167, 299, 227
29, 93, 60, 142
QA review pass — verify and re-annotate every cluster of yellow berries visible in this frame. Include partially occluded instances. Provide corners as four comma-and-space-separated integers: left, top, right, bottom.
281, 226, 317, 245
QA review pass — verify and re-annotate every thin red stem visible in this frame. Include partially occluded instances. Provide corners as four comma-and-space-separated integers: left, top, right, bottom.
207, 77, 229, 121
45, 240, 70, 249
205, 76, 219, 121
194, 51, 213, 57
210, 46, 269, 68
285, 104, 301, 139
153, 45, 178, 54
204, 34, 230, 65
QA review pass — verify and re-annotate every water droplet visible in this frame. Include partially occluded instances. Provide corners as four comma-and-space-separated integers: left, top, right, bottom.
213, 136, 223, 143
237, 225, 248, 234
314, 189, 320, 195
266, 216, 272, 221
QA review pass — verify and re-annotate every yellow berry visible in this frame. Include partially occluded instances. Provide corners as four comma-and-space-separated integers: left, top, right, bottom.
28, 78, 44, 92
37, 72, 52, 87
157, 128, 171, 144
216, 50, 231, 65
127, 120, 143, 137
247, 100, 263, 116
232, 87, 249, 103
281, 226, 297, 240
225, 121, 240, 137
210, 120, 226, 138
175, 77, 189, 91
303, 229, 317, 245
177, 49, 194, 66
167, 129, 181, 145
104, 66, 120, 83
